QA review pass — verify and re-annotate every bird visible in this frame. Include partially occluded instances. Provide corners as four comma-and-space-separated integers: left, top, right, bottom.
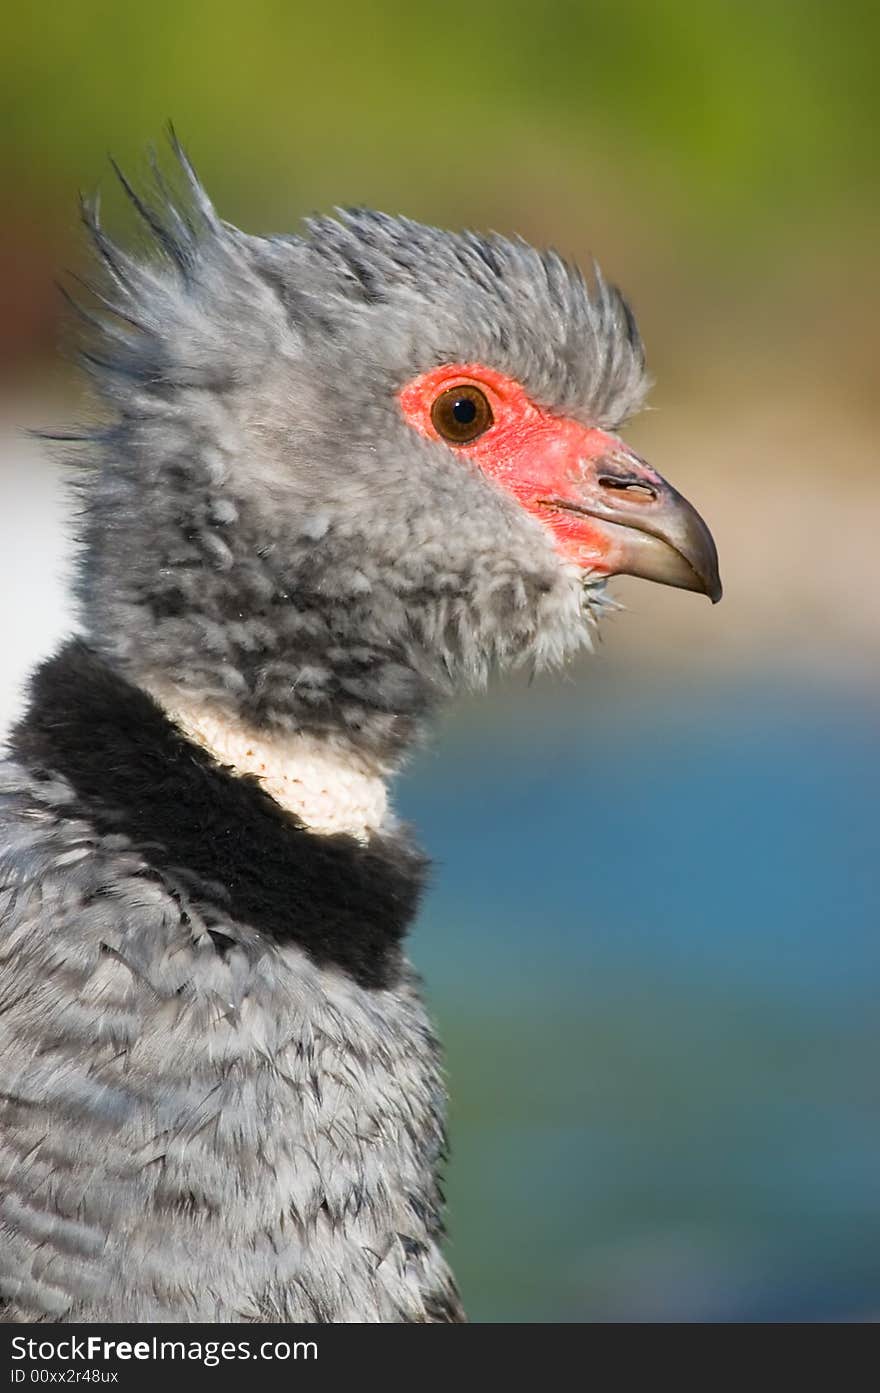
0, 140, 720, 1323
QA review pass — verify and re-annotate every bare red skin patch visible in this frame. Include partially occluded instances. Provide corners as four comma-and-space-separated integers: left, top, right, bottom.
398, 363, 625, 572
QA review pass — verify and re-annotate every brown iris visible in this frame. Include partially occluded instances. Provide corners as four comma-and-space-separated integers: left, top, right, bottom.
430, 384, 493, 445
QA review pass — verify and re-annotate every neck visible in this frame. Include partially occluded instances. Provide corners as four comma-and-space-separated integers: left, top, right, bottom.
13, 641, 426, 989
145, 687, 392, 842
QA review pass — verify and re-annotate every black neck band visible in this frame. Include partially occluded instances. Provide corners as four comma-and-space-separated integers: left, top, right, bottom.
11, 642, 426, 990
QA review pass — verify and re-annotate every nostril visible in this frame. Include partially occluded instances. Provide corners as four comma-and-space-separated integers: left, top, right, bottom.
598, 475, 657, 502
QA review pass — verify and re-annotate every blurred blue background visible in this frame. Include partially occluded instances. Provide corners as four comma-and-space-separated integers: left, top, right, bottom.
406, 677, 880, 1319
1, 1, 878, 1321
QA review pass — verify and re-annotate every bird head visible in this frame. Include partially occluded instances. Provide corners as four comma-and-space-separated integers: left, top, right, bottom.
70, 143, 719, 763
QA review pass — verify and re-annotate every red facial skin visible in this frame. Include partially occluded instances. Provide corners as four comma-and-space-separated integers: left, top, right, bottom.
398, 363, 640, 573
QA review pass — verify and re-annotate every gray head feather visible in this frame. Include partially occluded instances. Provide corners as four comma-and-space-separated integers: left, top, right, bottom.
66, 140, 649, 763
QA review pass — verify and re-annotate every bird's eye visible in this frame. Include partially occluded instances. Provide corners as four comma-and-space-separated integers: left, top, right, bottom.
430, 384, 494, 445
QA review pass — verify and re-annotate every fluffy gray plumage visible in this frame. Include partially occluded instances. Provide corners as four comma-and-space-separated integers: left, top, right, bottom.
0, 143, 649, 1322
74, 149, 647, 757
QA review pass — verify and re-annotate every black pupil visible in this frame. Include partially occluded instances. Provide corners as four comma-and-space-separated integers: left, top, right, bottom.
452, 397, 477, 425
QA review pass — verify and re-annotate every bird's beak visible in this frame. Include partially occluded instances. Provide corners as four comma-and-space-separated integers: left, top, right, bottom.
537, 431, 722, 603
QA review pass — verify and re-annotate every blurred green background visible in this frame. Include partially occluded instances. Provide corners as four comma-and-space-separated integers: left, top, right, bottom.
1, 1, 878, 1321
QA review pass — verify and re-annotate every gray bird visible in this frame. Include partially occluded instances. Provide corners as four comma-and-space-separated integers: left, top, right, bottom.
0, 143, 720, 1323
